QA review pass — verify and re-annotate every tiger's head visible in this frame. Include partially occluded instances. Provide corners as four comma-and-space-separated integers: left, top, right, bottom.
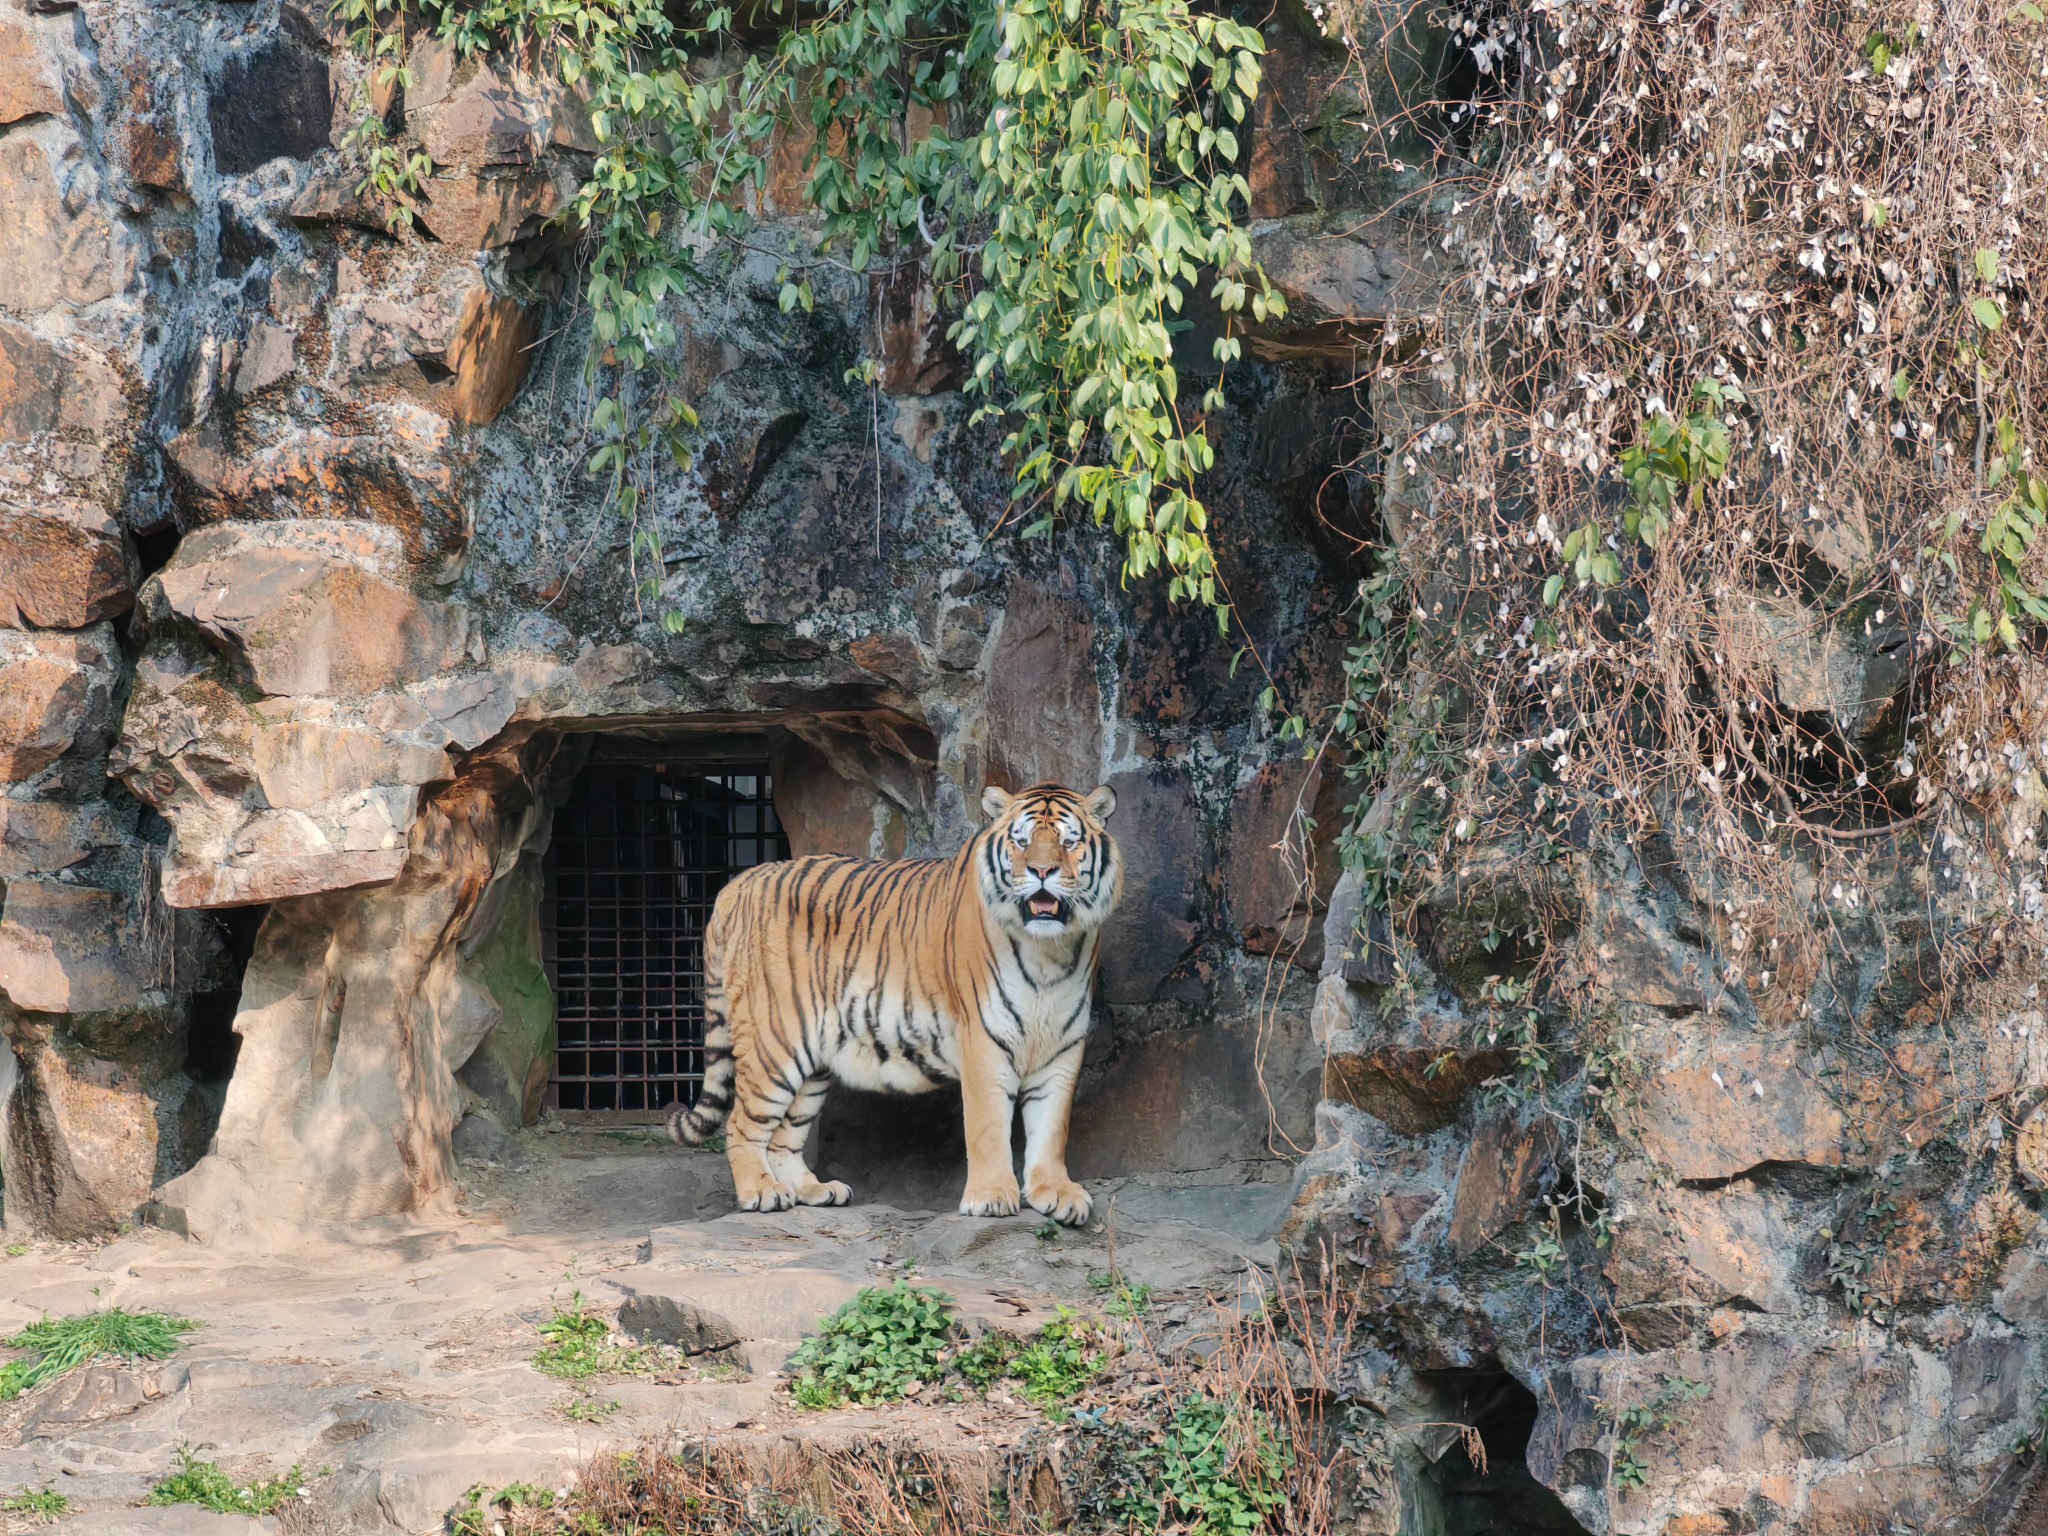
977, 782, 1122, 942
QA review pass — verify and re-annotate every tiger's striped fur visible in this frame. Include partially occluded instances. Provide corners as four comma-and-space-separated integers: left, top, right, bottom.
667, 782, 1121, 1223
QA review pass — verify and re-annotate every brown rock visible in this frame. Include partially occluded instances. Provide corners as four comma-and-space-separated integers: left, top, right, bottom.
157, 527, 475, 698
415, 165, 572, 249
252, 721, 450, 809
0, 498, 136, 629
0, 878, 151, 1013
1094, 762, 1202, 1004
1631, 1043, 1850, 1180
117, 64, 184, 191
2017, 1102, 2048, 1188
418, 65, 544, 166
770, 729, 907, 860
871, 262, 964, 396
0, 1030, 163, 1237
1446, 1115, 1558, 1257
287, 168, 399, 235
1606, 1181, 1806, 1315
0, 13, 64, 125
982, 580, 1103, 790
0, 625, 118, 780
436, 286, 540, 425
0, 318, 127, 442
0, 127, 138, 311
1226, 754, 1345, 971
0, 797, 125, 877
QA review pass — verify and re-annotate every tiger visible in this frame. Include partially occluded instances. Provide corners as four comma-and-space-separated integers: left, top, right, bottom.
666, 781, 1122, 1225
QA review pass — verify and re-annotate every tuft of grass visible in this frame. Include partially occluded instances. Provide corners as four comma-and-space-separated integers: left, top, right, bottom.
148, 1451, 303, 1516
956, 1309, 1106, 1410
559, 1394, 620, 1423
0, 1308, 198, 1401
4, 1246, 27, 1259
533, 1295, 667, 1382
789, 1279, 955, 1409
0, 1490, 69, 1522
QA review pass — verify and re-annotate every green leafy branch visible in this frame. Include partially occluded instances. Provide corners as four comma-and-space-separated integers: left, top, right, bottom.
1545, 378, 1744, 605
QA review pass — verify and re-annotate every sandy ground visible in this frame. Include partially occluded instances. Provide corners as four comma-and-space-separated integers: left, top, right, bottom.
0, 1127, 1291, 1536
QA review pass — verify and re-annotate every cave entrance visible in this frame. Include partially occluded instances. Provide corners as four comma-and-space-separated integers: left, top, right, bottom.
541, 746, 789, 1118
1417, 1367, 1591, 1536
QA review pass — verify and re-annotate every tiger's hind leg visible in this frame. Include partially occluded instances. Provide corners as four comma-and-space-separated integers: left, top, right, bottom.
766, 1072, 851, 1207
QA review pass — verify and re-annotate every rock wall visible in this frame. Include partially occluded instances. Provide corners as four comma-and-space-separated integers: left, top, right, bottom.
2, 0, 2040, 1531
0, 0, 1366, 1242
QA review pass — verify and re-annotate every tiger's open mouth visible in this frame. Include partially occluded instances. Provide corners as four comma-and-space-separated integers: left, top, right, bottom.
1023, 893, 1067, 922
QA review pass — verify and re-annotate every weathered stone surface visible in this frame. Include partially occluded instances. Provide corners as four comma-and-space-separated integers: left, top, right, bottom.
0, 126, 138, 311
0, 321, 123, 443
0, 1030, 161, 1238
0, 879, 152, 1014
417, 64, 544, 166
252, 721, 451, 809
1445, 1114, 1557, 1258
414, 165, 573, 249
434, 287, 541, 425
0, 626, 119, 782
1226, 754, 1344, 970
0, 11, 66, 125
616, 1293, 743, 1355
165, 415, 467, 563
230, 321, 296, 396
154, 775, 530, 1235
1605, 1179, 1809, 1317
1094, 760, 1202, 1004
1248, 226, 1443, 357
209, 27, 334, 174
1529, 1329, 2025, 1536
981, 580, 1103, 791
0, 797, 126, 878
0, 499, 135, 629
156, 525, 474, 698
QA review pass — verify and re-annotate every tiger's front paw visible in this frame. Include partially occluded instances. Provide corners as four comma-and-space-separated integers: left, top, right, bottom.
739, 1179, 798, 1212
1026, 1178, 1092, 1227
959, 1176, 1021, 1217
797, 1178, 852, 1207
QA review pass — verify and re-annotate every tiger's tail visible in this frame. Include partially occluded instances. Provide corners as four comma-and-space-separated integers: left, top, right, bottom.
668, 903, 736, 1146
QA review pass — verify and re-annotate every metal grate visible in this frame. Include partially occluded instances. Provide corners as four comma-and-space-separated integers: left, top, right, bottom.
543, 762, 787, 1115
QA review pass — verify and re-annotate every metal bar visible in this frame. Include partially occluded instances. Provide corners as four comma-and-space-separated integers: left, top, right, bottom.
543, 762, 786, 1115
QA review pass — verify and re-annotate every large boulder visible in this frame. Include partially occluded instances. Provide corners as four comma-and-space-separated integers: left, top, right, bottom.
0, 625, 120, 783
0, 498, 136, 629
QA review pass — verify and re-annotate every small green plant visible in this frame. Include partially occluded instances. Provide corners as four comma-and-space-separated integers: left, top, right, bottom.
148, 1451, 303, 1516
1605, 1376, 1710, 1491
1118, 1395, 1294, 1533
0, 1308, 199, 1401
4, 1245, 27, 1259
1104, 1283, 1153, 1319
1545, 378, 1743, 604
449, 1483, 560, 1536
0, 1490, 69, 1521
788, 1279, 955, 1409
956, 1310, 1106, 1409
533, 1295, 664, 1382
1935, 414, 2048, 651
559, 1394, 620, 1423
1515, 1231, 1569, 1285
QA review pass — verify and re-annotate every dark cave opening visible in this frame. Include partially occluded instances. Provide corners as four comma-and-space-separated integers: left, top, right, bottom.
1417, 1367, 1591, 1536
185, 904, 268, 1086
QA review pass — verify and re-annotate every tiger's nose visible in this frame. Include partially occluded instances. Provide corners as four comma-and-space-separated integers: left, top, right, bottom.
1027, 863, 1059, 881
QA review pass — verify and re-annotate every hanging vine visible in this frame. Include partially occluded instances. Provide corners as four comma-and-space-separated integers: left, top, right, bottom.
331, 0, 1280, 630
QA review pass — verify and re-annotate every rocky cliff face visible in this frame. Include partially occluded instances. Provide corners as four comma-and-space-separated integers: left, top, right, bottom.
0, 0, 2041, 1532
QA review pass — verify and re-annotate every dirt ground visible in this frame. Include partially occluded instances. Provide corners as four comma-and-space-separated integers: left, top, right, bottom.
0, 1125, 1292, 1536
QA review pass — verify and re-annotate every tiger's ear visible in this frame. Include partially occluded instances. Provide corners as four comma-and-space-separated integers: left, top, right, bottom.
980, 785, 1015, 821
1084, 785, 1117, 821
